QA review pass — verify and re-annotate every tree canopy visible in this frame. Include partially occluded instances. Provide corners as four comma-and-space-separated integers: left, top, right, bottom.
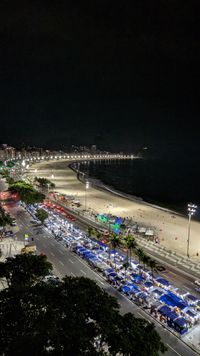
8, 181, 45, 204
0, 254, 167, 356
34, 177, 55, 190
35, 208, 49, 224
0, 206, 13, 228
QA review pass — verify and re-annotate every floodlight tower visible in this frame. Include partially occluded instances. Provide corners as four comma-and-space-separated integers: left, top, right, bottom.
85, 180, 89, 211
187, 203, 197, 258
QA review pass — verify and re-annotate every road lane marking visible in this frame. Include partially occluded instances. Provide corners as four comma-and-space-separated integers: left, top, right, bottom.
167, 344, 182, 356
96, 276, 105, 285
50, 252, 55, 257
59, 261, 64, 266
80, 269, 86, 275
59, 250, 64, 255
137, 311, 151, 323
69, 259, 74, 264
50, 242, 55, 246
182, 285, 190, 291
71, 272, 76, 277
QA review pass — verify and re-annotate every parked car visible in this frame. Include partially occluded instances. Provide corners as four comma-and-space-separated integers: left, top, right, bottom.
194, 279, 200, 287
156, 265, 166, 272
4, 230, 13, 236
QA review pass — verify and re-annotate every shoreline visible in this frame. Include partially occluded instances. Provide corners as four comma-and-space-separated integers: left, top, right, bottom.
27, 159, 200, 259
70, 162, 184, 219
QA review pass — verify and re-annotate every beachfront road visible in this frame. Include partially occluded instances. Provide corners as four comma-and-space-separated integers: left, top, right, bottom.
7, 203, 199, 356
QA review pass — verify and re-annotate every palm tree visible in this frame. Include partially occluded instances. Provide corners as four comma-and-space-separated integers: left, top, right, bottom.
141, 254, 150, 270
148, 259, 158, 277
122, 259, 129, 279
0, 207, 13, 238
109, 233, 120, 269
124, 235, 137, 266
87, 226, 93, 237
136, 248, 145, 265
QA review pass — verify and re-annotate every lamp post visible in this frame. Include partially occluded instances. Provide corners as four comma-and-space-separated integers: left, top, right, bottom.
187, 203, 197, 258
85, 180, 89, 211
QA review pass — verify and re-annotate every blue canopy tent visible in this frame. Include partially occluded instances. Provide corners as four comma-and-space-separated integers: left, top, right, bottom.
158, 305, 171, 316
173, 317, 188, 335
136, 292, 148, 300
110, 250, 118, 255
121, 284, 140, 295
87, 256, 100, 266
121, 285, 132, 294
75, 246, 85, 251
85, 253, 97, 261
131, 274, 145, 283
107, 272, 118, 280
98, 241, 108, 250
153, 289, 165, 298
76, 247, 87, 255
82, 250, 92, 258
166, 311, 179, 328
104, 268, 115, 276
144, 281, 154, 289
160, 292, 188, 310
126, 283, 141, 293
156, 278, 170, 288
186, 310, 197, 319
186, 294, 198, 304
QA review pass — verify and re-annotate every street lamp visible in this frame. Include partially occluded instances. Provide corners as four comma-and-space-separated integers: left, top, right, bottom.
187, 203, 197, 258
85, 180, 89, 211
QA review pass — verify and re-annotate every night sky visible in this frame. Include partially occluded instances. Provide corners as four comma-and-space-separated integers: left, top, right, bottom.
0, 1, 199, 152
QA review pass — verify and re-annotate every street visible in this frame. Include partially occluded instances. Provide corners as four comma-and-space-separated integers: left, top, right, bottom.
7, 202, 199, 356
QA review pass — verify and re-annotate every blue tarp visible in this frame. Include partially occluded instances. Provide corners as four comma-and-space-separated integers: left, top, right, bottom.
158, 305, 171, 316
110, 250, 118, 254
156, 278, 170, 287
187, 310, 197, 318
144, 281, 153, 288
122, 285, 131, 294
85, 254, 96, 260
82, 250, 91, 257
104, 268, 114, 275
166, 311, 178, 321
160, 292, 188, 310
136, 292, 148, 299
175, 317, 187, 327
153, 289, 164, 297
98, 241, 107, 248
126, 283, 140, 292
187, 294, 198, 302
131, 260, 139, 265
108, 272, 117, 278
173, 317, 188, 335
76, 246, 85, 251
131, 274, 145, 283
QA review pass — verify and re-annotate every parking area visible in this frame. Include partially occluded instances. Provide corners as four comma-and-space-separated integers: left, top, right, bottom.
24, 202, 200, 341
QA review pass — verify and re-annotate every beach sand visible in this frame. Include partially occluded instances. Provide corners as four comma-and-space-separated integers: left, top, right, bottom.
28, 160, 200, 259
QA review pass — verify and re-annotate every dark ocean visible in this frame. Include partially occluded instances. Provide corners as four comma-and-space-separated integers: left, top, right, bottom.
72, 149, 200, 219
